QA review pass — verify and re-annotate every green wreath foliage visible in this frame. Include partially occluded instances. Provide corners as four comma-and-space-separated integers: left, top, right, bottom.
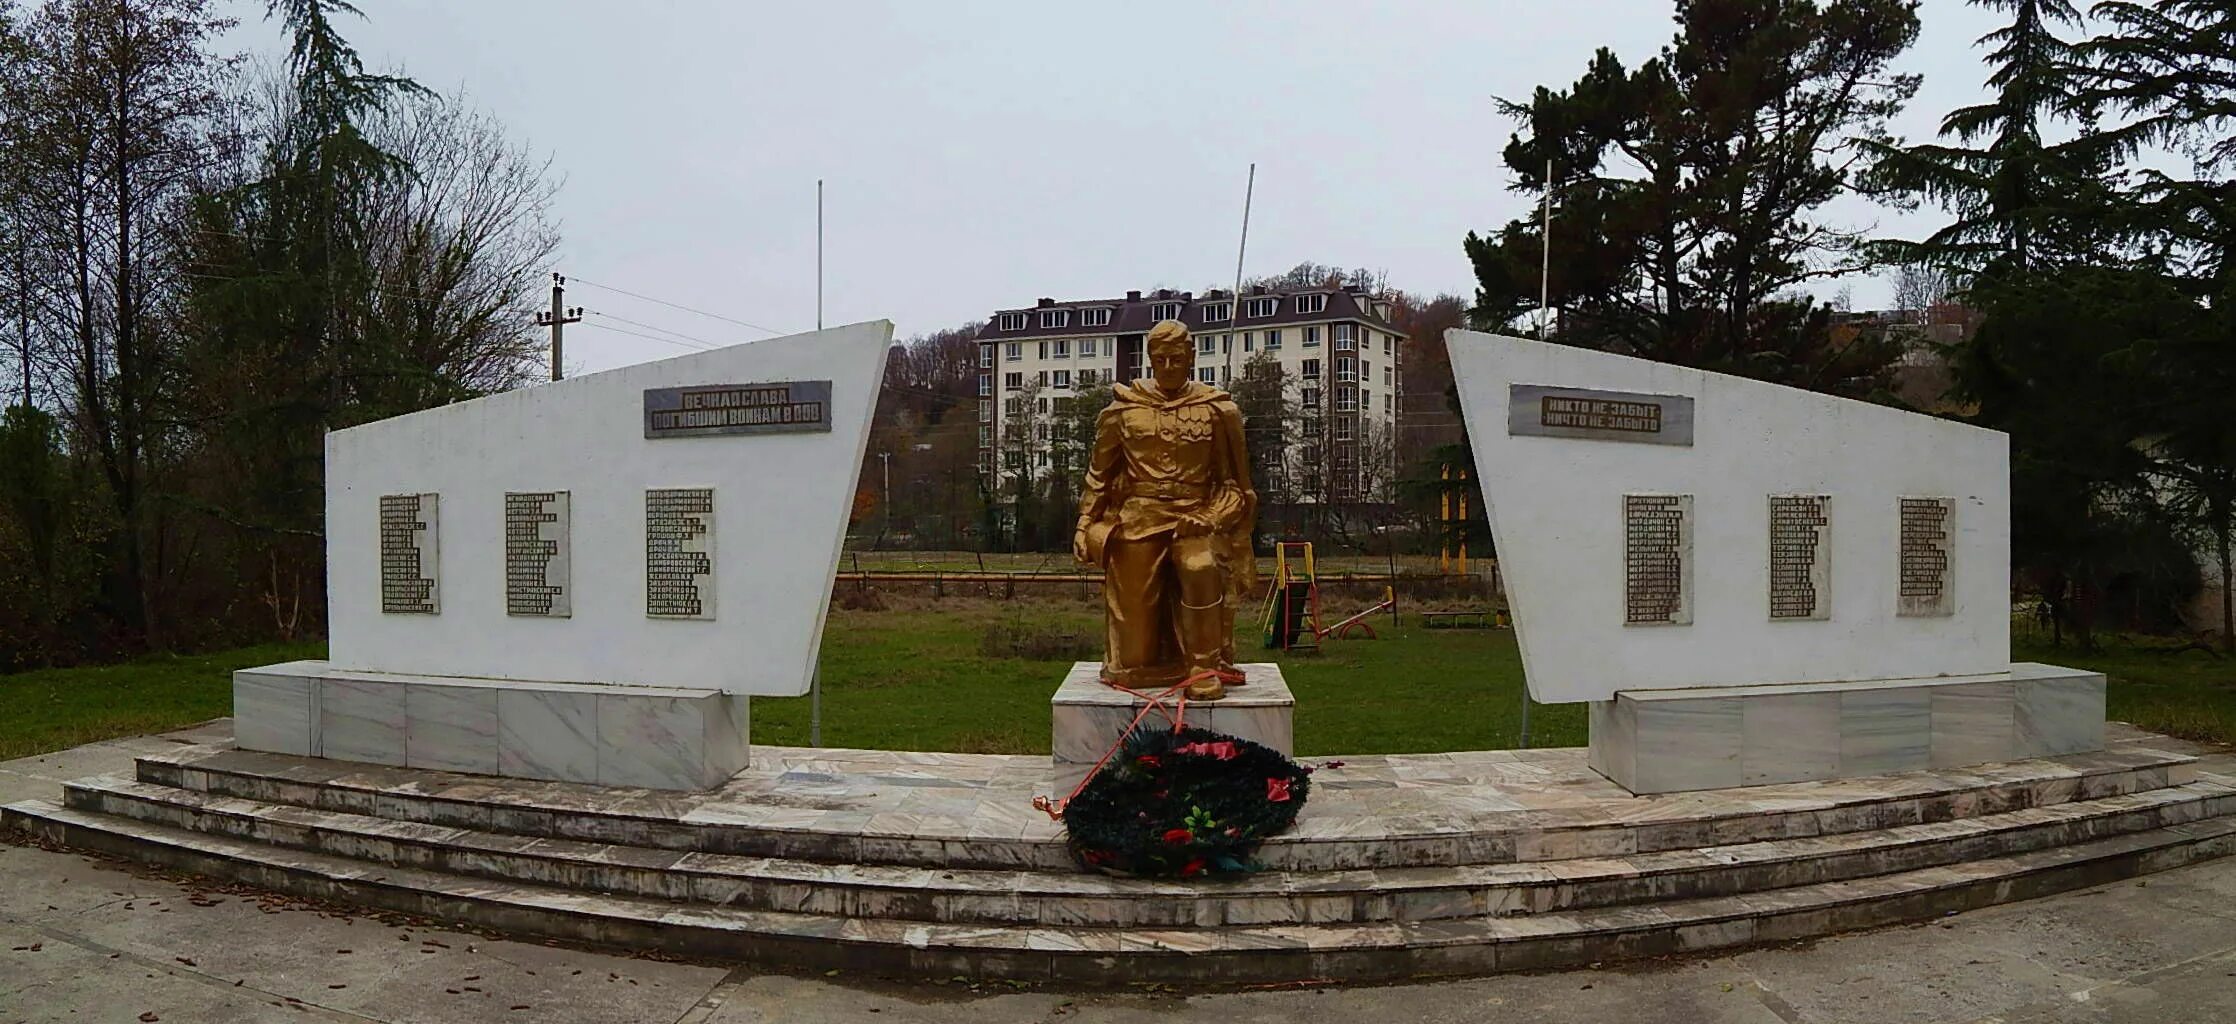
1061, 725, 1313, 877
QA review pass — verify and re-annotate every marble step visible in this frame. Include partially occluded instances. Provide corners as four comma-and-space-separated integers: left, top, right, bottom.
59, 773, 2236, 928
133, 745, 2199, 872
11, 796, 2236, 984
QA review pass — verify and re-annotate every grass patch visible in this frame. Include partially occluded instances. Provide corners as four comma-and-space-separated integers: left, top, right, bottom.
0, 642, 325, 760
12, 613, 2226, 764
2017, 638, 2236, 745
751, 598, 1576, 756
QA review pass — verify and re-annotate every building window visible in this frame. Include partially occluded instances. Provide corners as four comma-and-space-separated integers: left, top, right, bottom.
1083, 307, 1113, 328
978, 374, 991, 397
1053, 339, 1070, 357
1201, 302, 1231, 322
1336, 356, 1355, 382
1005, 342, 1022, 361
1006, 451, 1024, 469
1040, 310, 1069, 329
1005, 372, 1023, 390
1362, 389, 1372, 412
1383, 334, 1393, 356
1295, 294, 1328, 314
1052, 370, 1071, 388
1265, 329, 1283, 349
1336, 387, 1358, 412
1301, 358, 1321, 380
1335, 418, 1355, 441
1303, 326, 1321, 347
1198, 334, 1216, 355
1039, 397, 1050, 415
1036, 370, 1048, 386
1037, 341, 1048, 359
1302, 387, 1322, 408
1080, 338, 1096, 357
998, 312, 1026, 331
1222, 333, 1232, 353
1243, 297, 1277, 318
1197, 367, 1217, 383
978, 425, 991, 447
1150, 301, 1182, 321
1334, 323, 1356, 350
1079, 369, 1097, 385
978, 345, 992, 368
979, 399, 992, 421
1242, 332, 1254, 352
1221, 364, 1232, 383
1384, 365, 1393, 386
1303, 415, 1323, 438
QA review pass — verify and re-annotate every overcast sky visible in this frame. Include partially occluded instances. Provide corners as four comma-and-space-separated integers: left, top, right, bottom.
222, 1, 2009, 376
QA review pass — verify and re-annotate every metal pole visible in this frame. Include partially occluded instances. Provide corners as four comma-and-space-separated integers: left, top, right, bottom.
1226, 163, 1255, 383
1540, 157, 1553, 340
816, 179, 824, 330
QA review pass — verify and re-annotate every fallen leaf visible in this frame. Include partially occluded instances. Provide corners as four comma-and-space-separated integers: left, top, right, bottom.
327, 984, 346, 990
137, 1014, 159, 1022
174, 957, 196, 967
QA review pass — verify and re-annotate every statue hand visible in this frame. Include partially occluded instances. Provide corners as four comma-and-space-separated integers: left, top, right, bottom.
1073, 523, 1093, 563
1175, 513, 1211, 538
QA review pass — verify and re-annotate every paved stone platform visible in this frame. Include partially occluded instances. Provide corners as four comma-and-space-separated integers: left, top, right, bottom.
7, 723, 2236, 985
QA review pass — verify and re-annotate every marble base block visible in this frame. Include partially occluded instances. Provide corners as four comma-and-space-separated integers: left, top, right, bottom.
1051, 662, 1294, 794
1588, 663, 2105, 795
232, 660, 749, 790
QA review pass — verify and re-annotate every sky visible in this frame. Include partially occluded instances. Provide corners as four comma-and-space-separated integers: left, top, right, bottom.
220, 0, 2011, 376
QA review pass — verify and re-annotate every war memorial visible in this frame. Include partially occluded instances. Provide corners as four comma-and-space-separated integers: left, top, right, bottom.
7, 321, 2233, 984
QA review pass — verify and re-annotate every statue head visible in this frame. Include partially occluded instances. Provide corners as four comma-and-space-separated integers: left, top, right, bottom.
1146, 319, 1194, 393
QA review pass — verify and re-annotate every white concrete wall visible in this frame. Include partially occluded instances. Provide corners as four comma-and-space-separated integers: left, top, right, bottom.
1448, 330, 2010, 704
326, 321, 892, 696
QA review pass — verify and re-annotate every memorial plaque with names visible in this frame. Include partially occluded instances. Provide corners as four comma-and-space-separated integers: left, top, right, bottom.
646, 487, 715, 619
1624, 493, 1693, 625
378, 492, 439, 614
504, 491, 571, 617
1767, 494, 1831, 621
1510, 384, 1695, 446
1898, 496, 1955, 617
643, 380, 833, 439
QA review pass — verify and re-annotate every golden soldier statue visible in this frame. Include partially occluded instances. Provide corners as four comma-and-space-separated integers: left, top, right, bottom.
1073, 320, 1257, 700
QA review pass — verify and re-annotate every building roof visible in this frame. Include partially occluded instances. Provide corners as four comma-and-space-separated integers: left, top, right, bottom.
974, 285, 1404, 343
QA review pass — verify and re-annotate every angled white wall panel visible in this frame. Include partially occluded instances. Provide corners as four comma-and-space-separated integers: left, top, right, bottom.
1448, 330, 2009, 703
326, 321, 892, 696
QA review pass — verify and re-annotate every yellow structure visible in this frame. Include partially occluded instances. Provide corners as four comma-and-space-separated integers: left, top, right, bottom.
1074, 321, 1258, 701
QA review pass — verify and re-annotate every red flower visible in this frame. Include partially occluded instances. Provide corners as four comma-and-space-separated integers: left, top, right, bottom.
1135, 755, 1162, 770
1181, 858, 1207, 877
1162, 828, 1194, 845
1266, 777, 1293, 803
1175, 740, 1240, 760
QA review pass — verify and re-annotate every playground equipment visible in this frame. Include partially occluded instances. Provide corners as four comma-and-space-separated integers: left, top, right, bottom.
1261, 542, 1394, 650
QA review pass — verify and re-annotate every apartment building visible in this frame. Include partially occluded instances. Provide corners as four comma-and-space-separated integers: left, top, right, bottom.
973, 283, 1407, 503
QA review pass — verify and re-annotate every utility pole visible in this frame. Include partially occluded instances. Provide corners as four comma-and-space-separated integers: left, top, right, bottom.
537, 272, 581, 381
1225, 163, 1255, 384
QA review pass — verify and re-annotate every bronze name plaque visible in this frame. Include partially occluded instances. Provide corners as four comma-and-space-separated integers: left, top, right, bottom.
1897, 496, 1955, 617
378, 493, 440, 615
1624, 493, 1693, 625
1768, 494, 1831, 621
643, 380, 833, 439
1509, 385, 1694, 446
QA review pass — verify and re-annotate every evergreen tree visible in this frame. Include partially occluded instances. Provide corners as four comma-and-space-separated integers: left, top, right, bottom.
1464, 0, 1920, 398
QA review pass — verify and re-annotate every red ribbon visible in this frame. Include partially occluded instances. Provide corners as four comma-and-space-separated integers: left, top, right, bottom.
1031, 667, 1247, 821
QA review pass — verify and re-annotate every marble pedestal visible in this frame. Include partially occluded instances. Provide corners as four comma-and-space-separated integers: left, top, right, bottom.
232, 660, 750, 791
1051, 662, 1294, 793
1588, 662, 2106, 795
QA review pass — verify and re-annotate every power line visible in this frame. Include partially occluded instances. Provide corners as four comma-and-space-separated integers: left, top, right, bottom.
567, 275, 791, 337
583, 308, 718, 350
575, 319, 713, 352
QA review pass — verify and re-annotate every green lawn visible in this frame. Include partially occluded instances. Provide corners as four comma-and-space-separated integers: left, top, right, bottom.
0, 642, 325, 760
5, 614, 2230, 763
2017, 638, 2236, 745
753, 600, 1573, 756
